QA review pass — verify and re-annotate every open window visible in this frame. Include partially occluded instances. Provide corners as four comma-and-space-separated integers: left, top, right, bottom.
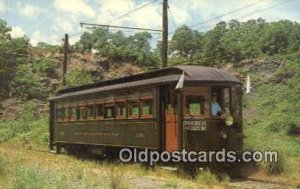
86, 105, 94, 120
115, 93, 126, 119
128, 101, 139, 118
62, 107, 70, 122
116, 102, 126, 119
77, 106, 86, 120
185, 95, 204, 117
211, 87, 231, 117
95, 104, 104, 119
141, 99, 153, 118
55, 108, 62, 122
127, 91, 139, 119
69, 107, 76, 121
140, 89, 154, 118
104, 104, 115, 119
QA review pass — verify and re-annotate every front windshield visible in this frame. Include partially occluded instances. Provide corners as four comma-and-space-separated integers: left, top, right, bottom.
211, 86, 231, 117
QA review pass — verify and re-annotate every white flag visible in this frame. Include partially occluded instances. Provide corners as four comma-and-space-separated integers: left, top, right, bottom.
175, 72, 185, 90
246, 74, 251, 94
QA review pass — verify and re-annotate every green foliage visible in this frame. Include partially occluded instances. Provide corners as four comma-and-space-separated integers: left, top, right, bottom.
65, 66, 93, 88
36, 42, 60, 53
244, 58, 300, 176
260, 20, 292, 55
0, 101, 49, 145
33, 58, 56, 77
165, 18, 300, 67
75, 28, 157, 67
12, 64, 43, 99
0, 19, 30, 98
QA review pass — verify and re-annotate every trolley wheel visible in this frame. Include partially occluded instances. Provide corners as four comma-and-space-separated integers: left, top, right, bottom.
55, 144, 62, 154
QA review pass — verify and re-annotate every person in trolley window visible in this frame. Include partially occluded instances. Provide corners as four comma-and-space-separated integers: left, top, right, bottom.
211, 92, 222, 117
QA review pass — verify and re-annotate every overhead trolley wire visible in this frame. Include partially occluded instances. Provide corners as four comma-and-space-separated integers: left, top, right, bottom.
179, 0, 269, 32
104, 0, 159, 24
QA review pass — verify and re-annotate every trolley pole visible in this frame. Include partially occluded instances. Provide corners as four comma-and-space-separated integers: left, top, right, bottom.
62, 33, 69, 85
162, 0, 168, 68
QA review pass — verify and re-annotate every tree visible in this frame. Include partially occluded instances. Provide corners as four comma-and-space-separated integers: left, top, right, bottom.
169, 25, 202, 59
0, 19, 29, 98
201, 21, 227, 66
260, 20, 292, 55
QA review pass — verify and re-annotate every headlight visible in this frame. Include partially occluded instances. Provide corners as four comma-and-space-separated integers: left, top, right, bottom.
221, 113, 234, 126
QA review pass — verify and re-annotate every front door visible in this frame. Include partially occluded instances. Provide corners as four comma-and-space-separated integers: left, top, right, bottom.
165, 88, 178, 152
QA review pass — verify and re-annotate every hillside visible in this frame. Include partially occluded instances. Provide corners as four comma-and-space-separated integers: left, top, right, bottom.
0, 17, 299, 188
0, 49, 143, 120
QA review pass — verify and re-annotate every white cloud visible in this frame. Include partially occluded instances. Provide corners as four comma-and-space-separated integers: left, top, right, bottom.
52, 18, 74, 32
10, 26, 25, 38
169, 3, 191, 25
20, 4, 44, 19
30, 31, 61, 46
94, 0, 162, 30
53, 0, 95, 18
0, 0, 4, 12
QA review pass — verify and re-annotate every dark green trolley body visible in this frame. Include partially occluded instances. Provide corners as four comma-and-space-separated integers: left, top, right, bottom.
49, 65, 243, 155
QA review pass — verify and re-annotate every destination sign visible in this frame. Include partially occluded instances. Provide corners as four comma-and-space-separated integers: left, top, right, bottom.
183, 120, 207, 131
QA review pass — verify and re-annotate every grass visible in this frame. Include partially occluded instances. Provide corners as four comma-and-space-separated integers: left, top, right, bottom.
242, 59, 300, 180
0, 144, 220, 189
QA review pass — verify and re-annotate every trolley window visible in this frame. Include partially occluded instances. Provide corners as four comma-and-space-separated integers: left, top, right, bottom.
116, 102, 126, 118
56, 108, 62, 121
141, 99, 153, 118
86, 105, 94, 119
128, 101, 139, 118
210, 87, 231, 117
185, 95, 204, 116
69, 107, 76, 121
77, 107, 86, 120
62, 108, 69, 121
104, 104, 115, 119
95, 104, 104, 119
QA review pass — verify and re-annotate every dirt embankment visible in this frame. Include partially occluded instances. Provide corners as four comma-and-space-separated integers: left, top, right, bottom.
0, 51, 142, 120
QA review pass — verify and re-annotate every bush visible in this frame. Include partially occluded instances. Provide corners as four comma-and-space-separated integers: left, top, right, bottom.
33, 58, 56, 77
65, 66, 93, 88
13, 64, 43, 99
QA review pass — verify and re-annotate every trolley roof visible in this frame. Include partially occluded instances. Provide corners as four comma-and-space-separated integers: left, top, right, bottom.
50, 65, 240, 100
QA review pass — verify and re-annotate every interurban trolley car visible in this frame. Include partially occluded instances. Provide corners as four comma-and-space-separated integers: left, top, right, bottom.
49, 65, 243, 157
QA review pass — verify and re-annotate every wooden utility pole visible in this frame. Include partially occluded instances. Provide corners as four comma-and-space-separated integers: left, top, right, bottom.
62, 33, 69, 84
162, 0, 168, 68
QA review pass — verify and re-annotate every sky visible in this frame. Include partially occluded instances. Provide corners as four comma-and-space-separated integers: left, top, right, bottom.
0, 0, 299, 46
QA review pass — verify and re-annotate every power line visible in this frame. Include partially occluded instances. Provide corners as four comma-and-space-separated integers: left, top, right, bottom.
162, 0, 269, 37
151, 0, 268, 41
80, 22, 162, 32
104, 0, 159, 24
237, 0, 295, 21
188, 0, 269, 29
193, 0, 294, 31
